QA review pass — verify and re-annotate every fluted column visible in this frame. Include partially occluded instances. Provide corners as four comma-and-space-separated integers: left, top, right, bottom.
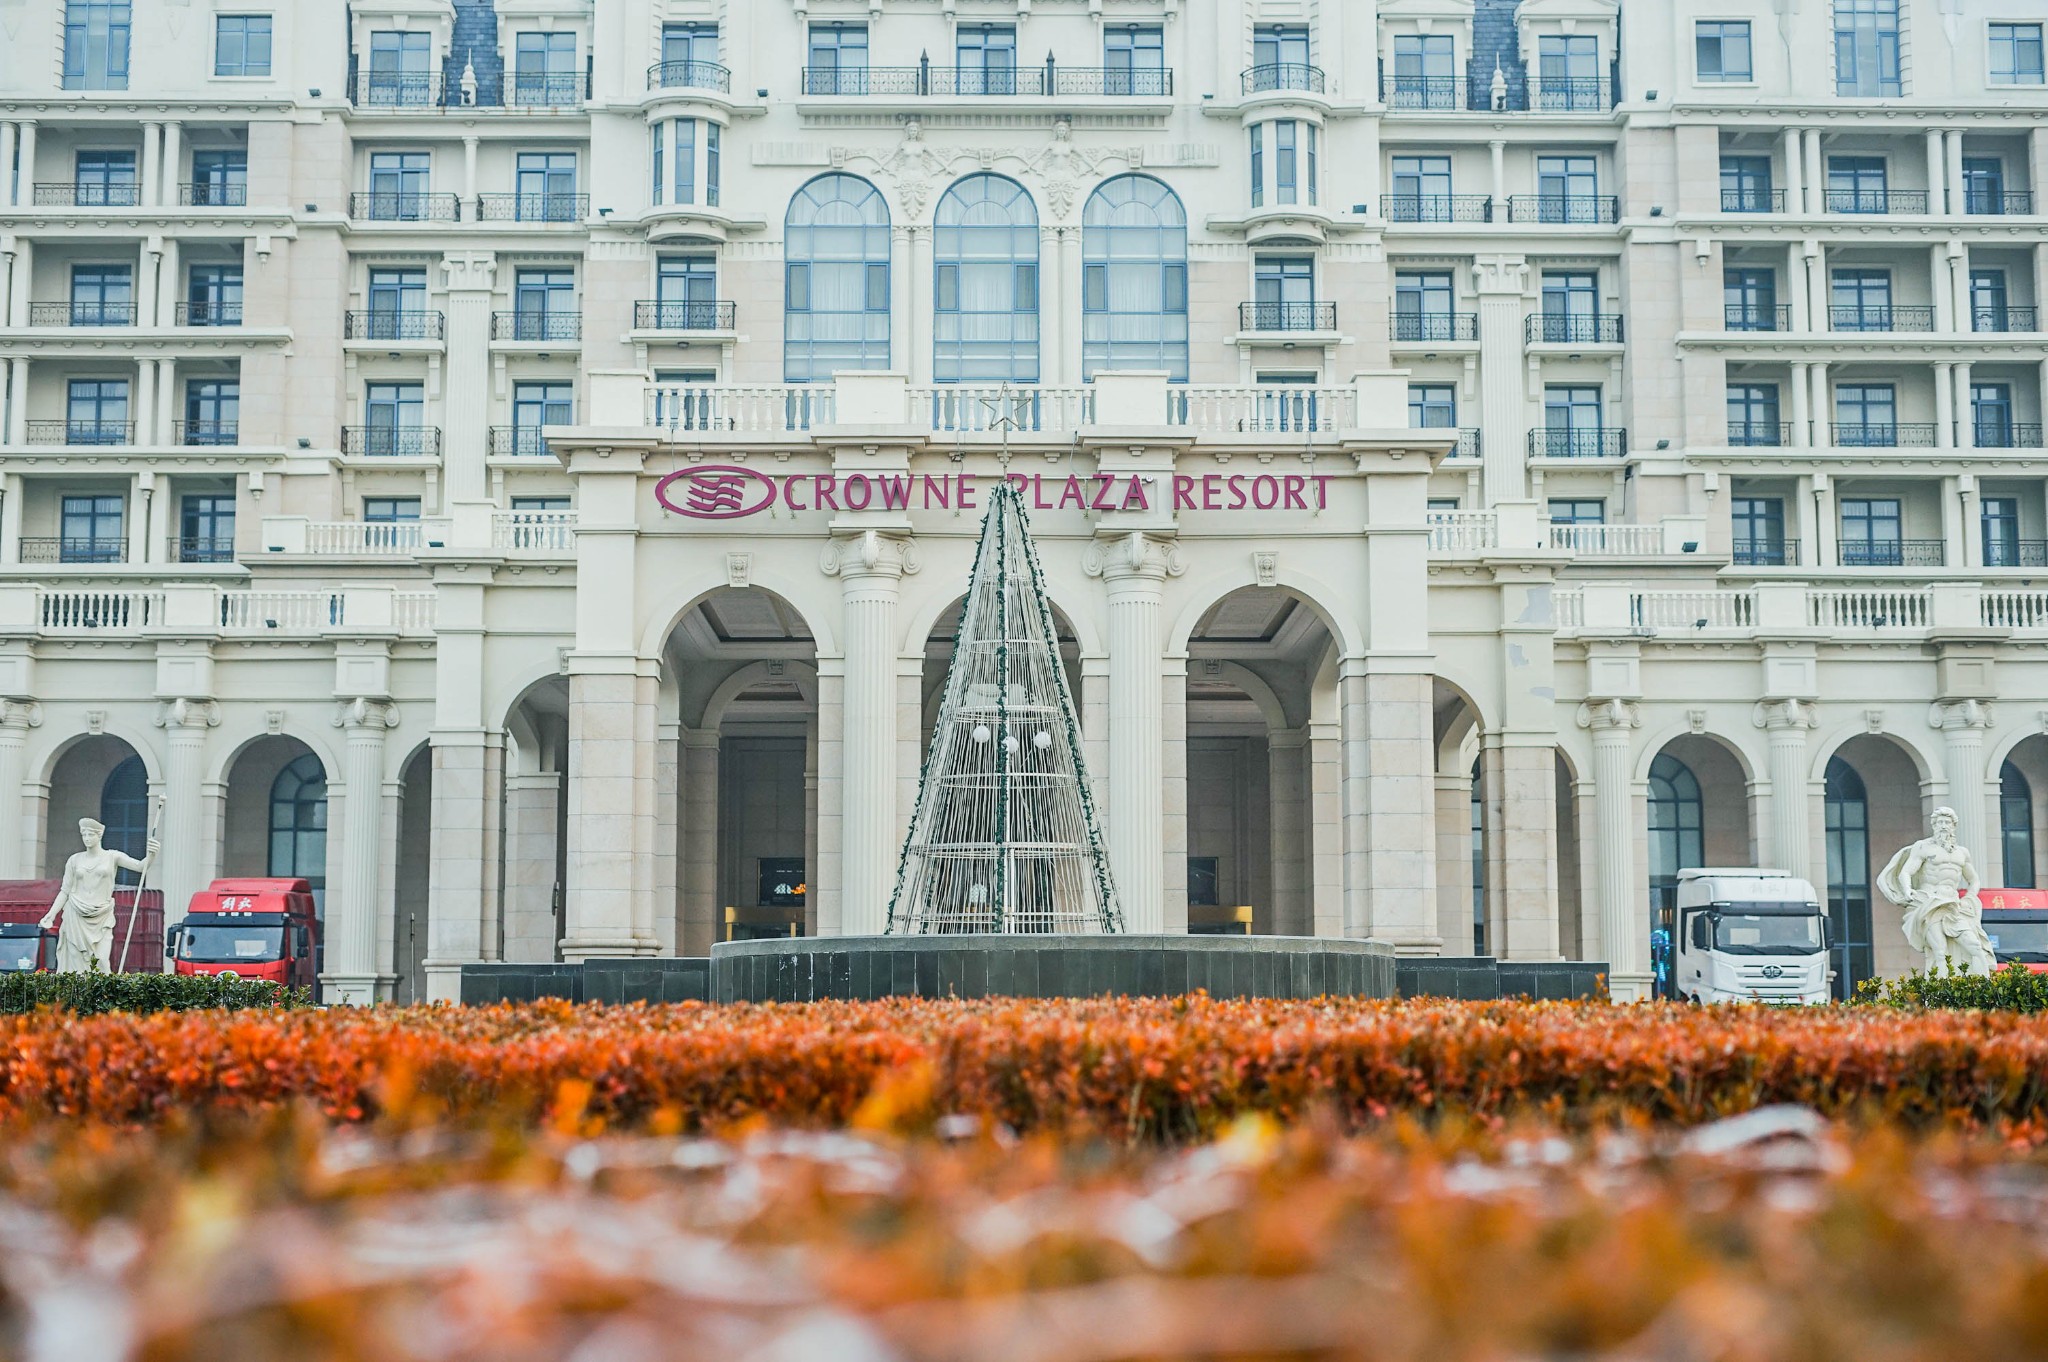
330, 698, 398, 1004
1085, 530, 1183, 933
438, 251, 496, 506
1931, 698, 1995, 867
1754, 698, 1816, 882
0, 700, 41, 876
907, 227, 933, 385
156, 697, 218, 928
822, 530, 917, 935
1474, 255, 1529, 506
1578, 699, 1648, 1000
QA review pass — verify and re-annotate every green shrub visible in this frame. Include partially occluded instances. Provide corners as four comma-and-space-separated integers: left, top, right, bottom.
1853, 961, 2048, 1011
0, 970, 306, 1016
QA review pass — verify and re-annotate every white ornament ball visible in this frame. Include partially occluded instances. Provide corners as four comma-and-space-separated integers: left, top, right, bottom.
1032, 730, 1053, 751
971, 725, 991, 744
1003, 733, 1021, 754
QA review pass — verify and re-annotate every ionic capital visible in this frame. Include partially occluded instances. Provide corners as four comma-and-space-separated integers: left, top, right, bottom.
1082, 529, 1184, 585
1574, 698, 1640, 733
334, 697, 400, 733
154, 698, 220, 732
819, 528, 919, 582
1929, 698, 1994, 733
1752, 698, 1817, 733
0, 700, 41, 733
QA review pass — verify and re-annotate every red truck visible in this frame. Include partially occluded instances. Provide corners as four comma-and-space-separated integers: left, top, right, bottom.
1980, 888, 2048, 974
167, 878, 320, 993
0, 879, 163, 972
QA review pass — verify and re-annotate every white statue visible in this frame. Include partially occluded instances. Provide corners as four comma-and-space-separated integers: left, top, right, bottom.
1876, 806, 1997, 975
38, 818, 159, 973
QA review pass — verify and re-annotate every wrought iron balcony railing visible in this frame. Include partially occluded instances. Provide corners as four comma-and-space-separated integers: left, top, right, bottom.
647, 59, 733, 92
32, 182, 140, 207
473, 193, 589, 222
1838, 539, 1944, 567
1824, 189, 1930, 214
1380, 193, 1492, 223
341, 426, 442, 457
1973, 306, 2039, 333
1390, 312, 1478, 342
1506, 195, 1620, 224
1965, 189, 2035, 216
170, 535, 237, 564
28, 302, 136, 326
20, 538, 126, 565
1984, 539, 2048, 568
1534, 76, 1610, 111
798, 64, 1172, 96
488, 426, 554, 457
490, 311, 582, 342
345, 309, 445, 341
633, 299, 738, 330
1525, 313, 1624, 344
1454, 428, 1481, 458
1384, 74, 1463, 109
1720, 188, 1785, 213
1975, 422, 2046, 449
1733, 538, 1801, 567
503, 73, 586, 107
1829, 305, 1935, 332
174, 420, 239, 446
26, 420, 133, 445
174, 300, 243, 326
349, 192, 461, 222
350, 67, 593, 109
179, 182, 248, 207
1829, 422, 1937, 447
1238, 300, 1337, 332
1241, 63, 1325, 95
1724, 304, 1792, 332
1728, 421, 1792, 447
1528, 428, 1627, 459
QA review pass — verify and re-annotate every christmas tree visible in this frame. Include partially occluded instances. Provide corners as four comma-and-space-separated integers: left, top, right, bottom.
887, 483, 1122, 934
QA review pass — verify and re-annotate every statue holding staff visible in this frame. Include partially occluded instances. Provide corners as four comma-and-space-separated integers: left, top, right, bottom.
39, 818, 159, 973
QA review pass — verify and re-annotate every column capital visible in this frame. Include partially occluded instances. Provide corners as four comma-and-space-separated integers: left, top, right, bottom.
155, 698, 220, 732
439, 250, 497, 291
1082, 529, 1184, 584
1575, 698, 1640, 732
1473, 255, 1529, 294
334, 697, 401, 732
1752, 698, 1817, 732
0, 699, 40, 732
1929, 698, 1994, 733
819, 527, 919, 581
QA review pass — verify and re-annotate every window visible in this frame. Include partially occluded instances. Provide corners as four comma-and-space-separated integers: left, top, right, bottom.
1535, 155, 1598, 221
706, 124, 720, 207
1254, 24, 1311, 71
1258, 121, 1316, 207
1830, 268, 1893, 329
214, 15, 272, 77
1834, 384, 1896, 447
1253, 255, 1315, 330
1391, 34, 1457, 108
510, 382, 572, 457
1973, 382, 2015, 447
1648, 754, 1704, 977
1388, 155, 1452, 221
363, 498, 421, 522
514, 151, 577, 220
1538, 271, 1599, 342
1548, 499, 1605, 524
1983, 496, 2023, 566
784, 174, 891, 382
364, 382, 425, 456
1727, 384, 1782, 446
268, 754, 327, 905
1408, 384, 1456, 428
1186, 857, 1220, 908
807, 24, 868, 93
1963, 157, 2006, 214
101, 757, 147, 885
1249, 126, 1263, 208
183, 379, 238, 446
1537, 34, 1601, 109
183, 265, 242, 327
180, 495, 235, 563
63, 0, 131, 90
1394, 272, 1456, 340
365, 30, 432, 106
1834, 0, 1902, 96
662, 22, 719, 69
1696, 21, 1753, 80
511, 269, 574, 340
1720, 155, 1774, 212
60, 494, 124, 562
367, 151, 431, 219
1104, 26, 1166, 94
366, 268, 427, 339
512, 31, 578, 106
1733, 496, 1786, 563
1082, 176, 1188, 381
69, 264, 133, 326
934, 175, 1039, 383
67, 379, 129, 444
189, 150, 247, 206
655, 119, 696, 205
653, 368, 718, 428
74, 150, 138, 207
1543, 385, 1604, 455
1724, 267, 1777, 330
1824, 758, 1874, 997
1971, 268, 2011, 331
655, 256, 719, 329
2003, 762, 2037, 888
1274, 122, 1298, 204
1991, 22, 2045, 84
1825, 155, 1888, 213
956, 25, 1017, 93
1839, 497, 1903, 564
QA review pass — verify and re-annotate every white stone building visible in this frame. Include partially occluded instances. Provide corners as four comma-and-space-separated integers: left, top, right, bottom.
1, 0, 2045, 1002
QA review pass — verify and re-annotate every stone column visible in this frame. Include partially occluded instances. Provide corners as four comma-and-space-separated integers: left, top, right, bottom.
1341, 663, 1439, 950
13, 124, 34, 209
1307, 715, 1343, 937
1482, 737, 1561, 960
0, 125, 15, 209
1754, 698, 1816, 881
0, 700, 41, 877
1578, 698, 1648, 999
821, 530, 916, 935
1085, 530, 1181, 933
1268, 728, 1310, 937
908, 227, 933, 385
1782, 128, 1803, 214
653, 718, 680, 954
156, 697, 218, 928
159, 121, 181, 205
1435, 765, 1474, 952
140, 122, 161, 209
680, 725, 720, 954
1474, 256, 1530, 506
1039, 224, 1064, 388
329, 698, 399, 1004
1931, 698, 1995, 867
501, 771, 560, 963
1934, 361, 1955, 449
889, 226, 912, 373
1789, 361, 1811, 447
4, 359, 24, 447
438, 252, 496, 505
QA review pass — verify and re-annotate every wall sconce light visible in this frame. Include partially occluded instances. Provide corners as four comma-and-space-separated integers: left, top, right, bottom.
296, 437, 311, 449
1655, 438, 1671, 450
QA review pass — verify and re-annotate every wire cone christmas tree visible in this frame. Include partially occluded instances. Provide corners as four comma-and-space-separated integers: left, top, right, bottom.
887, 482, 1122, 934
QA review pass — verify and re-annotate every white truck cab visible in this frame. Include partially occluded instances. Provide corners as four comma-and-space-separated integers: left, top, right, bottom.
1673, 869, 1831, 1005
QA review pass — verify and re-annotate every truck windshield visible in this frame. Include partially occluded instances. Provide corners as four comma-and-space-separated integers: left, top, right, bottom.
179, 924, 284, 962
1987, 920, 2048, 962
0, 936, 40, 971
1713, 912, 1823, 954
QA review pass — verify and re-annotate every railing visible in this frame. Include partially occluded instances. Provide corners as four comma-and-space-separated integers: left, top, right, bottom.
304, 520, 440, 555
493, 510, 577, 552
1179, 385, 1355, 433
1380, 194, 1492, 224
1468, 70, 1530, 112
1809, 586, 1929, 631
1427, 511, 1497, 553
174, 301, 242, 326
649, 384, 837, 432
488, 427, 553, 457
1984, 589, 2048, 629
1239, 301, 1337, 332
32, 183, 141, 207
634, 299, 737, 331
1454, 429, 1481, 458
798, 64, 1173, 96
173, 420, 238, 446
915, 385, 1094, 433
351, 71, 441, 107
40, 589, 161, 631
1506, 195, 1620, 224
1733, 539, 1800, 567
1634, 589, 1756, 630
1837, 539, 1945, 568
219, 590, 340, 633
1725, 304, 1792, 332
1534, 77, 1610, 111
1720, 188, 1785, 213
395, 593, 437, 632
647, 59, 733, 92
170, 536, 236, 564
1829, 305, 1935, 332
340, 426, 442, 457
348, 192, 461, 222
25, 421, 134, 446
350, 68, 591, 110
1976, 423, 2046, 449
28, 302, 136, 326
1984, 540, 2048, 568
20, 538, 127, 565
473, 193, 589, 222
491, 311, 581, 341
1525, 313, 1624, 344
1549, 522, 1665, 555
1528, 428, 1626, 459
1390, 312, 1478, 342
1829, 423, 1937, 448
1727, 421, 1792, 447
504, 73, 586, 107
1965, 190, 2034, 216
1385, 74, 1463, 110
1824, 189, 1929, 215
344, 310, 445, 340
178, 182, 248, 207
1974, 307, 2039, 333
1241, 63, 1325, 95
0, 586, 436, 637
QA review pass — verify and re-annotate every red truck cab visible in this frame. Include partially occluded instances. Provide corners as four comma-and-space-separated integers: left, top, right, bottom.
0, 922, 53, 973
169, 878, 320, 993
1980, 889, 2048, 973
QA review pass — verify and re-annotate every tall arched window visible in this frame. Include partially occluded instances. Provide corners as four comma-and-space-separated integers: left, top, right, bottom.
1082, 175, 1188, 381
2003, 759, 2036, 889
934, 174, 1039, 383
1647, 754, 1702, 992
784, 174, 891, 382
100, 755, 148, 886
269, 753, 328, 906
1824, 757, 1873, 999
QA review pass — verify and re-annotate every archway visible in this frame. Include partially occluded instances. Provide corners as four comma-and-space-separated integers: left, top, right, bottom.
1997, 734, 2048, 889
1645, 734, 1752, 997
392, 743, 435, 1003
43, 734, 149, 878
221, 735, 328, 969
1430, 680, 1483, 954
1821, 733, 1925, 987
498, 676, 569, 972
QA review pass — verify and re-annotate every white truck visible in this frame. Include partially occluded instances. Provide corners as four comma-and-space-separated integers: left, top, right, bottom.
1671, 869, 1832, 1005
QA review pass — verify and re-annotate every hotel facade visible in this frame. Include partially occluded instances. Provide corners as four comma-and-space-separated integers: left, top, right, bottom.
1, 0, 2045, 1001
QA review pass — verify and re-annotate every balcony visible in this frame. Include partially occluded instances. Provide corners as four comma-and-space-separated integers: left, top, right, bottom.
20, 538, 126, 565
173, 420, 238, 447
1241, 63, 1324, 95
1454, 428, 1481, 458
1390, 312, 1478, 342
178, 182, 248, 207
31, 183, 141, 208
1524, 313, 1624, 344
1728, 421, 1791, 447
1829, 305, 1935, 333
1973, 307, 2039, 334
1824, 189, 1930, 215
1986, 540, 2048, 568
491, 311, 581, 342
349, 69, 591, 110
1839, 539, 1944, 568
488, 427, 553, 457
799, 64, 1173, 96
503, 73, 587, 107
473, 193, 589, 223
173, 301, 242, 326
1829, 422, 1937, 447
1733, 539, 1801, 567
26, 420, 133, 445
1721, 188, 1786, 214
349, 192, 462, 222
494, 510, 577, 553
351, 71, 442, 107
1975, 423, 2046, 449
1239, 301, 1337, 332
340, 426, 442, 457
1383, 74, 1463, 110
1725, 304, 1792, 332
344, 310, 446, 341
1528, 428, 1626, 459
647, 60, 733, 93
27, 302, 137, 327
633, 299, 738, 331
170, 536, 237, 564
1534, 77, 1611, 112
1965, 190, 2035, 216
1380, 194, 1491, 224
1549, 522, 1667, 555
1506, 196, 1620, 225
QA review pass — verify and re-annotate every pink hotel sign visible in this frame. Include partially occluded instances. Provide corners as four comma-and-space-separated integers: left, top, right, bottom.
655, 468, 1337, 521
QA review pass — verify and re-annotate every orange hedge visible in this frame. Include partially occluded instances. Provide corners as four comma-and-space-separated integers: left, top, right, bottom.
7, 996, 2048, 1135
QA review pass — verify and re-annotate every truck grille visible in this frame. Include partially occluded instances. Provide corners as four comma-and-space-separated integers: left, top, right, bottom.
1734, 965, 1810, 1000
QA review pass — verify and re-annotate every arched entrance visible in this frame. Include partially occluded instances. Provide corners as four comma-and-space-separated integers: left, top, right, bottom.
1821, 733, 1926, 986
1998, 734, 2048, 889
392, 743, 435, 1003
1645, 735, 1753, 997
43, 734, 150, 878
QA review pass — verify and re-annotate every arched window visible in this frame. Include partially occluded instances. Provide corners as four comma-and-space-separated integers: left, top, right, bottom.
1824, 757, 1873, 999
2003, 760, 2036, 889
1647, 754, 1703, 987
269, 753, 328, 904
784, 174, 891, 382
1082, 175, 1188, 381
100, 755, 148, 886
934, 174, 1039, 383
1469, 757, 1485, 955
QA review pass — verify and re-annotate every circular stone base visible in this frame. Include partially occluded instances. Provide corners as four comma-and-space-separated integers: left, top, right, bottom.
709, 934, 1396, 1003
